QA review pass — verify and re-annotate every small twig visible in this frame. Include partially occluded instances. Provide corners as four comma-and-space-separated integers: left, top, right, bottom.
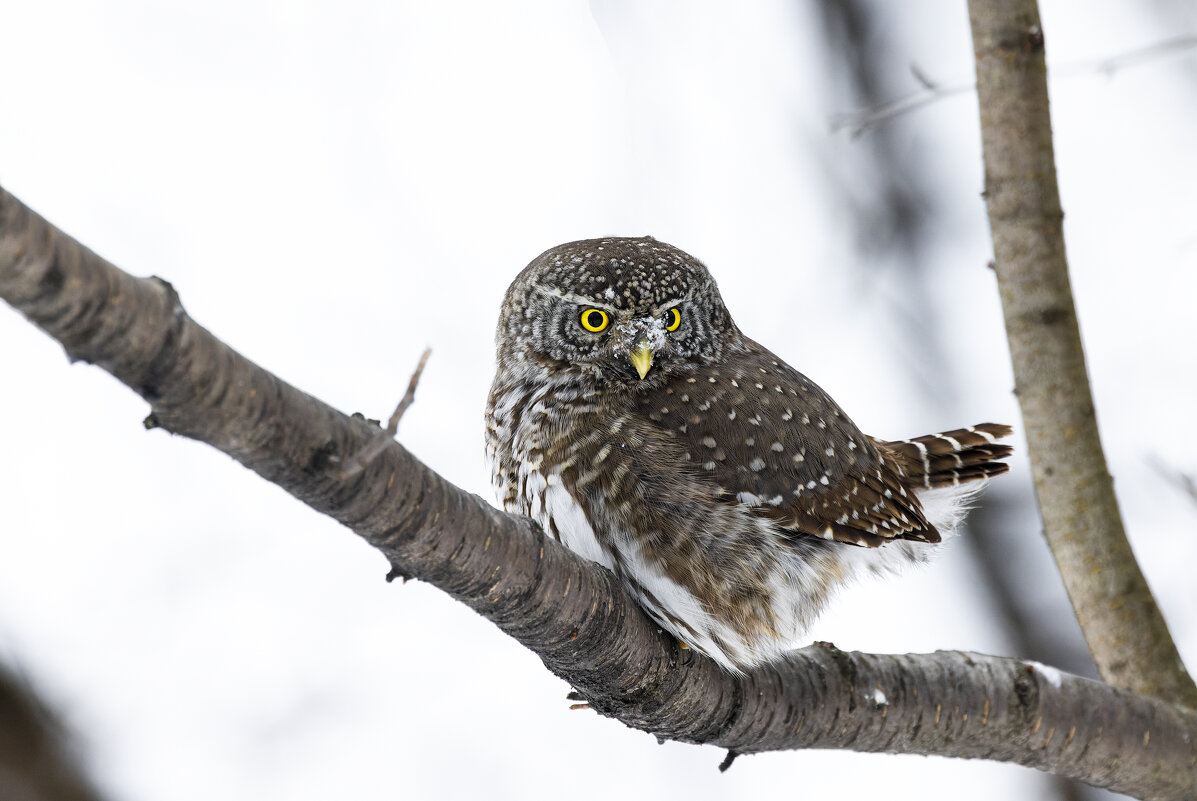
718, 749, 740, 772
1053, 35, 1197, 79
910, 62, 940, 90
1148, 455, 1197, 508
829, 67, 970, 139
831, 36, 1197, 137
339, 348, 432, 478
386, 347, 432, 436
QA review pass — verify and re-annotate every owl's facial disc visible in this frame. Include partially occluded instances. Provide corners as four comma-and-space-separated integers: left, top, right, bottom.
499, 237, 743, 387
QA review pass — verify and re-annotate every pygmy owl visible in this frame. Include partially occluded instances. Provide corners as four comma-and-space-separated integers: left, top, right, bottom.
485, 237, 1011, 672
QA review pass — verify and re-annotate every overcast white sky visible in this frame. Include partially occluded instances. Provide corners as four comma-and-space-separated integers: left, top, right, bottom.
1, 2, 1195, 800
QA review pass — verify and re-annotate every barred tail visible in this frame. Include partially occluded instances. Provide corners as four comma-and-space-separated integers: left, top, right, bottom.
882, 423, 1014, 489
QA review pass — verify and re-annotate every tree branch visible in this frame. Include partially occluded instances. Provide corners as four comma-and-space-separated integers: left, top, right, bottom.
2, 185, 1196, 799
0, 662, 108, 801
968, 1, 1197, 710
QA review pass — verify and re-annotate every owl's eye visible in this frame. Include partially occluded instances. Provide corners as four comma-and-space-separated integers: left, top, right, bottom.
663, 307, 682, 332
579, 308, 610, 333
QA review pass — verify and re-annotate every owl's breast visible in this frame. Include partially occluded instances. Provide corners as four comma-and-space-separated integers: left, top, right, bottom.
485, 376, 631, 570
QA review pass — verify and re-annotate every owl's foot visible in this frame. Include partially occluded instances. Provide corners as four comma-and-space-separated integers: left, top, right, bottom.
677, 640, 695, 666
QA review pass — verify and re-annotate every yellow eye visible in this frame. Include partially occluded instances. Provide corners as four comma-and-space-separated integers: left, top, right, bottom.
663, 307, 682, 332
580, 308, 610, 333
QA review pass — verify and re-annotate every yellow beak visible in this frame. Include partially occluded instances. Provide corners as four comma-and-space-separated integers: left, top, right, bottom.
629, 341, 653, 380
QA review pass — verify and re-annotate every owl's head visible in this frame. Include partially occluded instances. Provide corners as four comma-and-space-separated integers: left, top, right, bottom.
496, 237, 740, 390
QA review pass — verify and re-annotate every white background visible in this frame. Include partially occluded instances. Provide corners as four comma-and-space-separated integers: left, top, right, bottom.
1, 2, 1195, 800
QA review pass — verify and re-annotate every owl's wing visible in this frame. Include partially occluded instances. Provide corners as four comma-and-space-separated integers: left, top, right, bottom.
636, 341, 936, 548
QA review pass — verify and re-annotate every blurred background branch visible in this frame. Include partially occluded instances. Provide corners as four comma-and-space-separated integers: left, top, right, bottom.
830, 35, 1197, 137
0, 662, 107, 801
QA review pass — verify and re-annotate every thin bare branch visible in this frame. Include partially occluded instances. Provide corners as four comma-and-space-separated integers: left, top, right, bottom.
3, 184, 1197, 798
832, 35, 1197, 137
828, 69, 971, 138
339, 347, 432, 478
1149, 456, 1197, 509
387, 347, 431, 436
1053, 35, 1197, 78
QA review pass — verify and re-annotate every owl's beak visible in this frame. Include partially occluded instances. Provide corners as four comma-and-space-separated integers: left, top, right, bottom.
629, 341, 654, 380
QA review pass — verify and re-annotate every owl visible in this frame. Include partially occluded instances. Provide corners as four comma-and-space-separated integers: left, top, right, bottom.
485, 237, 1011, 672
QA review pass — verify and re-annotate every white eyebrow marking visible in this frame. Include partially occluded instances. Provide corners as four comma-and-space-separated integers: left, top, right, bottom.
656, 297, 689, 312
533, 285, 617, 310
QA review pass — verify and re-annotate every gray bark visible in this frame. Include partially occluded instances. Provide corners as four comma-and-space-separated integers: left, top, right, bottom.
3, 185, 1196, 799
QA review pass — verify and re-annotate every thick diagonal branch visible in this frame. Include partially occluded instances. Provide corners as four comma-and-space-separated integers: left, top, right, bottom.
967, 1, 1197, 709
2, 185, 1196, 799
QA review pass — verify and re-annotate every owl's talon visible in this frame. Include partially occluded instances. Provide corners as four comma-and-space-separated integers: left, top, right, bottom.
678, 640, 695, 666
566, 690, 592, 710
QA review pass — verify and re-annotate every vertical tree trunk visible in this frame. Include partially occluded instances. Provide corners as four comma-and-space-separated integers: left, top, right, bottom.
967, 0, 1197, 708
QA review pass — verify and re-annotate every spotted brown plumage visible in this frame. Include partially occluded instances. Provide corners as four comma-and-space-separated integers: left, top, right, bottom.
486, 236, 1012, 671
